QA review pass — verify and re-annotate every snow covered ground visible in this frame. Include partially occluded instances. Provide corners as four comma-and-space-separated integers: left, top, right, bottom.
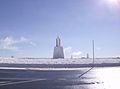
0, 57, 120, 64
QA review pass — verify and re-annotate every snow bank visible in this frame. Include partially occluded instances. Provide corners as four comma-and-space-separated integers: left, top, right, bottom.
0, 57, 120, 64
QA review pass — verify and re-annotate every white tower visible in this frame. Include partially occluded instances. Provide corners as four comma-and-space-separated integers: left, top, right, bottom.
53, 36, 64, 59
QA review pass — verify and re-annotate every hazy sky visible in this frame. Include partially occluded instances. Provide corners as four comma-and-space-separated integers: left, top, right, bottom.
0, 0, 120, 58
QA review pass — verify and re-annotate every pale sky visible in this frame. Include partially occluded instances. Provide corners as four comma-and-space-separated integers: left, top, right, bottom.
0, 0, 120, 58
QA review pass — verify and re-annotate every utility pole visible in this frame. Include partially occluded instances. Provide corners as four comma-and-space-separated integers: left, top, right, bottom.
92, 40, 95, 64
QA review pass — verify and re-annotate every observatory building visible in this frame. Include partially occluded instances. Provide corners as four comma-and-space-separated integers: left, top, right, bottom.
53, 37, 64, 59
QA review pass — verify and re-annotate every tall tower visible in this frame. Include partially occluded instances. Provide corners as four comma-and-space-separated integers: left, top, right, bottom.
53, 36, 64, 59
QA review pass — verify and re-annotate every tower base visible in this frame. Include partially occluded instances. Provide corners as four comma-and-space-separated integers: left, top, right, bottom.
53, 46, 64, 59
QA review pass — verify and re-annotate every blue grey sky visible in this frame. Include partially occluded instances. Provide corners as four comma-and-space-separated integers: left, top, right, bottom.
0, 0, 120, 58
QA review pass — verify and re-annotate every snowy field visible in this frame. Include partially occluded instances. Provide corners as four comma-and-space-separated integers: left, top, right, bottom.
0, 57, 120, 64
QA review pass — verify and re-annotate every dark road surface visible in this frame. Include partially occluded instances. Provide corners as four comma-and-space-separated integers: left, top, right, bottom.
0, 67, 120, 89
